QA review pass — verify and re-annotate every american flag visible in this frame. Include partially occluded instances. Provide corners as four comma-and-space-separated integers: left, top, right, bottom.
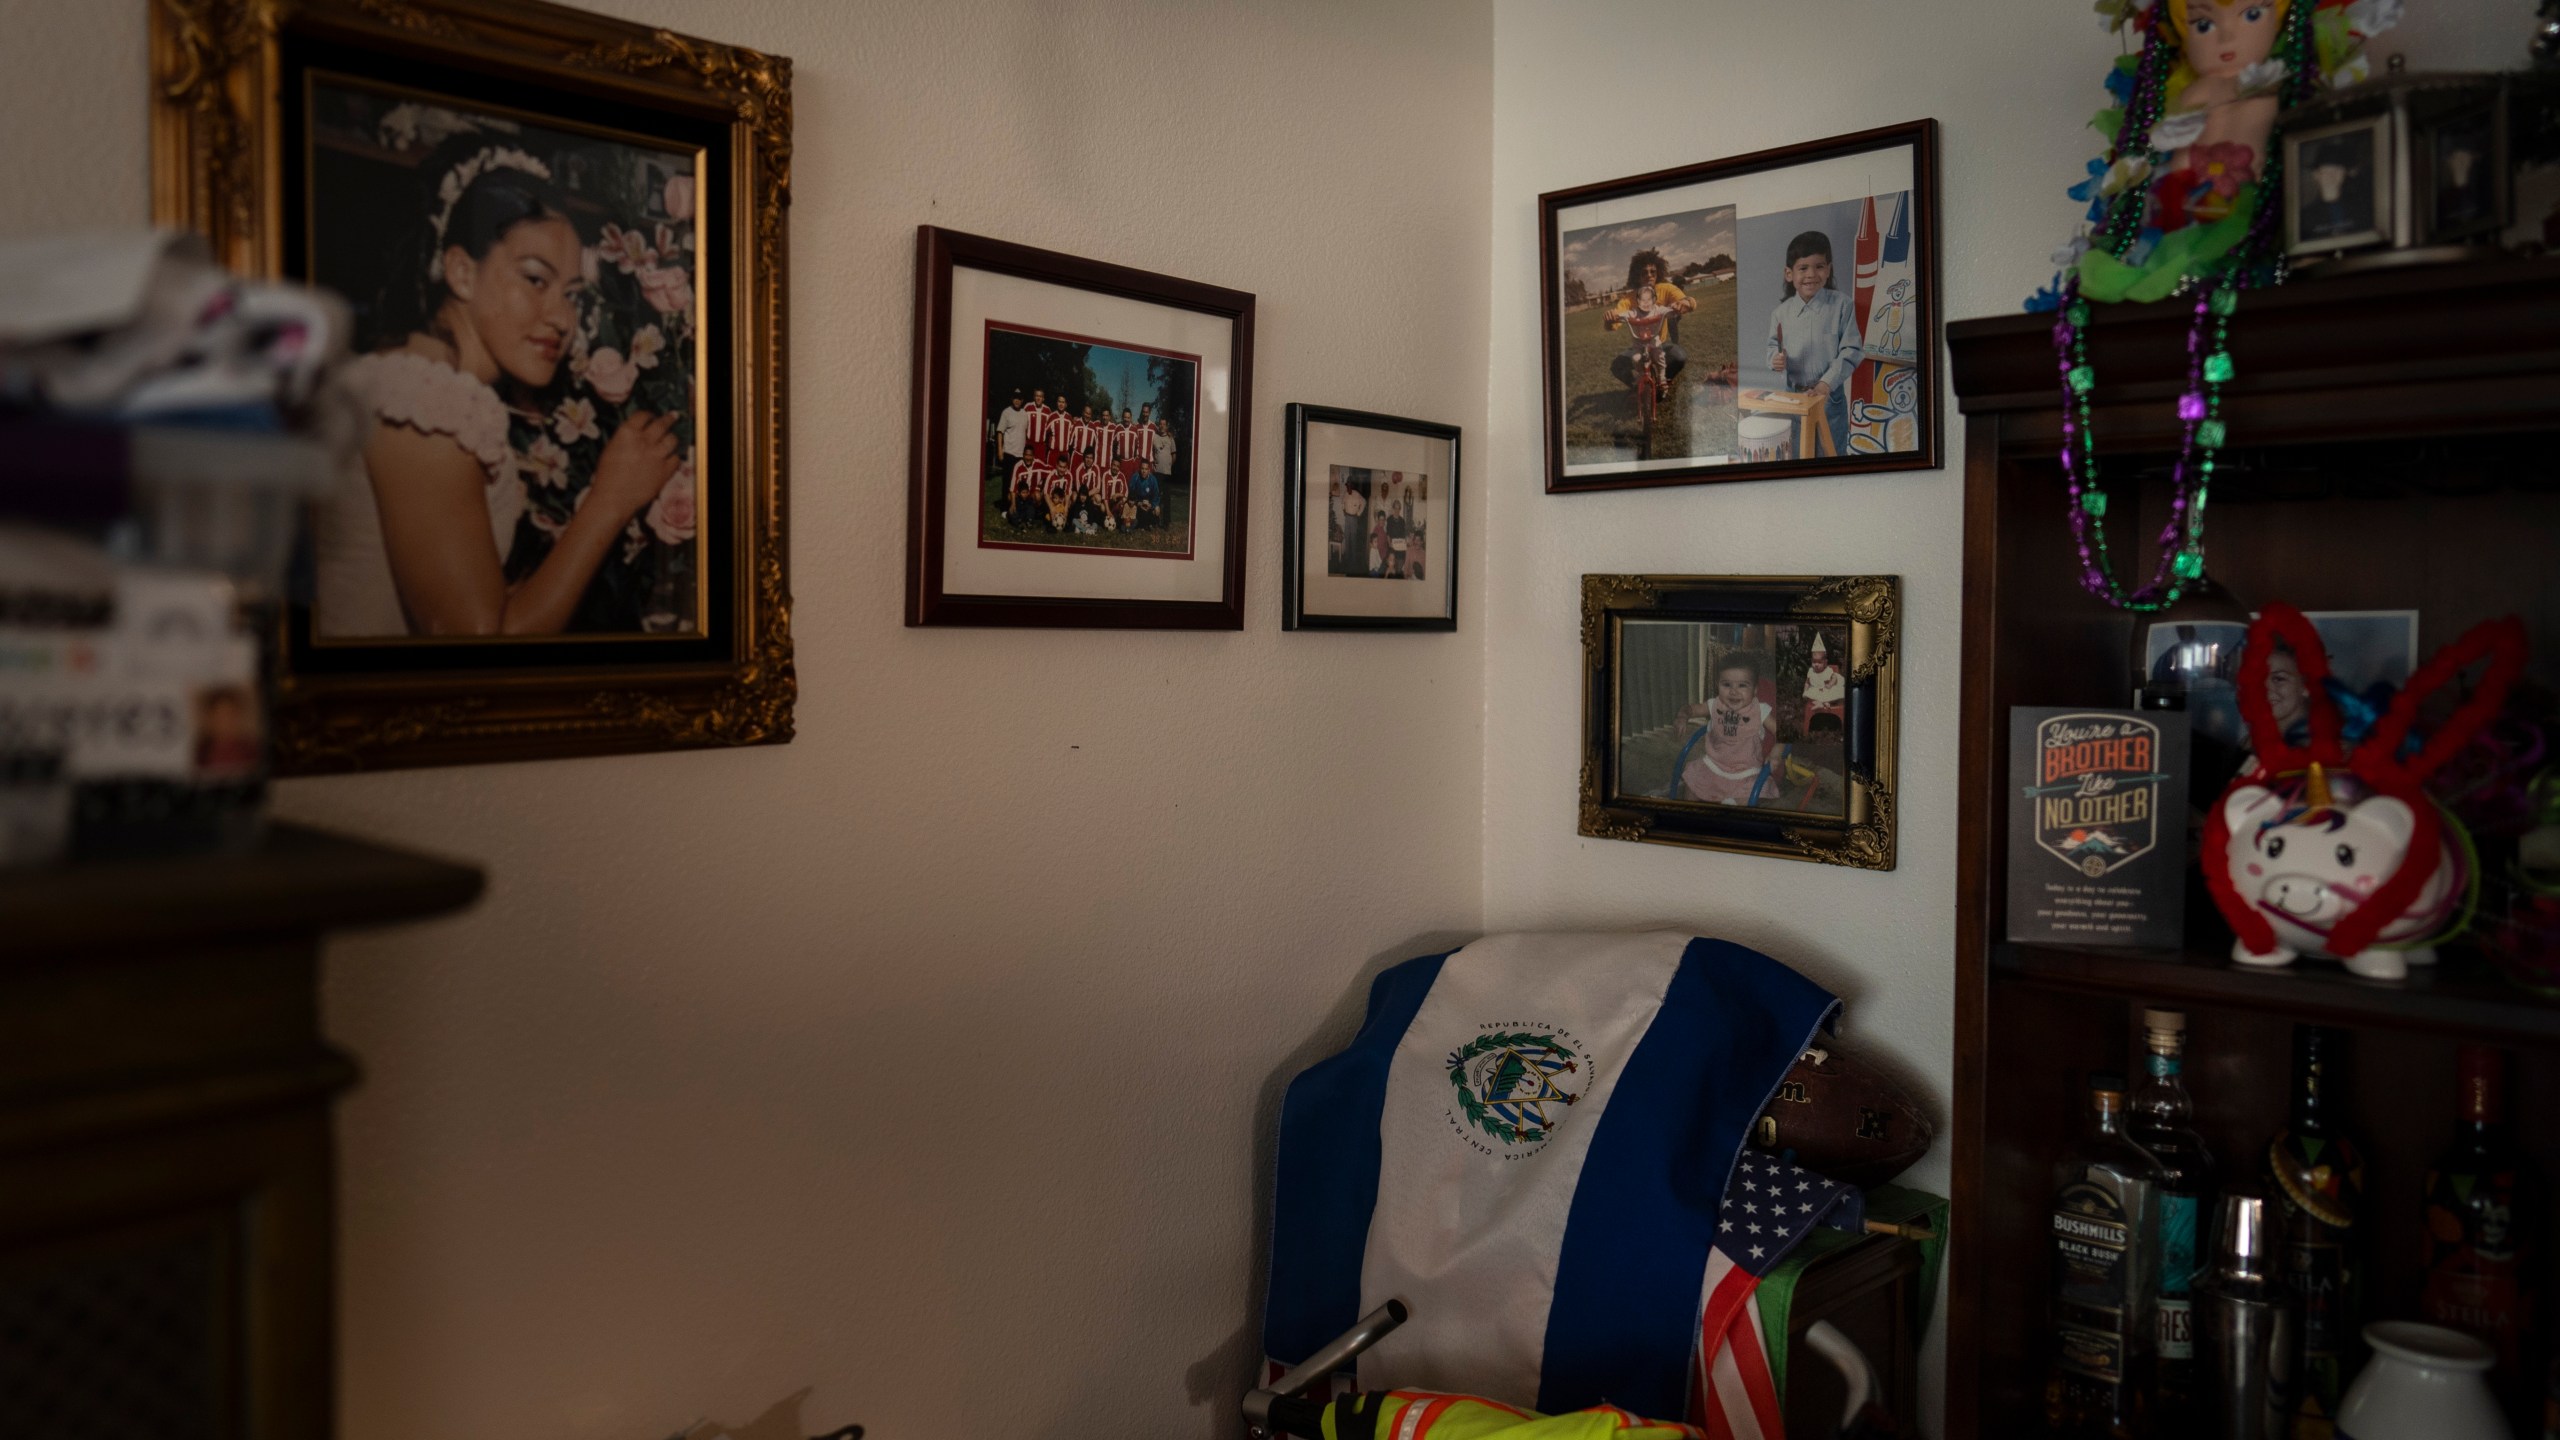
1693, 1149, 1863, 1440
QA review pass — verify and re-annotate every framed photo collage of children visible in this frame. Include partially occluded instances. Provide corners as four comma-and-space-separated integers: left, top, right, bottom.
1538, 120, 1941, 494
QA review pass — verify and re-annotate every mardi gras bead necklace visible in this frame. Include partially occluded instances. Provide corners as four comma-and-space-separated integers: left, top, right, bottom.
2054, 0, 2324, 612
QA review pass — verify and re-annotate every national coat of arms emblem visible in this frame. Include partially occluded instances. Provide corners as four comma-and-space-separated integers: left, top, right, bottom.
1445, 1029, 1584, 1151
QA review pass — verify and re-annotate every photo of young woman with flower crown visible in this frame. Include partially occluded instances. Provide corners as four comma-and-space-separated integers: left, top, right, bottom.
307, 81, 703, 640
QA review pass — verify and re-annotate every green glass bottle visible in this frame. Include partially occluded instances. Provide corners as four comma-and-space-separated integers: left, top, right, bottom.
2266, 1025, 2366, 1440
2130, 1008, 2215, 1428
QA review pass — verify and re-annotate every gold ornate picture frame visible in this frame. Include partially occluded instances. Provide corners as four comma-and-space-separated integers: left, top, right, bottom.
151, 0, 792, 772
1579, 573, 1898, 868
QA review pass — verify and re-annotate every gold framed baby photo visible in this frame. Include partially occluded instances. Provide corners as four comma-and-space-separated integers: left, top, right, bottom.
1538, 121, 1941, 494
149, 0, 793, 772
1578, 574, 1899, 868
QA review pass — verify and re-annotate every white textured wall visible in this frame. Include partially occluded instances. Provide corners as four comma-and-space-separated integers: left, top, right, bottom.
2, 2, 1489, 1436
1483, 4, 2531, 1436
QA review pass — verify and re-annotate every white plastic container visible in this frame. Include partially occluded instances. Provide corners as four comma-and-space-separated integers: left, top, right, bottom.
2335, 1321, 2506, 1440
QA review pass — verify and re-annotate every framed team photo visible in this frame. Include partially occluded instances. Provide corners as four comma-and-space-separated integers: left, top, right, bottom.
148, 0, 793, 773
1580, 574, 1899, 868
907, 227, 1252, 629
1281, 404, 1459, 632
1539, 120, 1941, 494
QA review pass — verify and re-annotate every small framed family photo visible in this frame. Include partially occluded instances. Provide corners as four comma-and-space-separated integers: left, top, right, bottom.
1539, 120, 1940, 494
906, 226, 1252, 629
150, 0, 794, 773
2287, 114, 2391, 257
1281, 405, 1459, 631
1580, 574, 1899, 868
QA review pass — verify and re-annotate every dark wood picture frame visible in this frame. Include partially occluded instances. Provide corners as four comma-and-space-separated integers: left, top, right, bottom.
1281, 403, 1460, 632
1539, 119, 1942, 494
906, 226, 1253, 630
149, 0, 795, 774
1578, 573, 1899, 868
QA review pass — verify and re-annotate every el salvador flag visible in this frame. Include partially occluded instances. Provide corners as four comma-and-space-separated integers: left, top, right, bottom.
1263, 932, 1838, 1421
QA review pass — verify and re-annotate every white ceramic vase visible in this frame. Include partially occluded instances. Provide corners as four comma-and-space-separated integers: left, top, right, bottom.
2334, 1321, 2506, 1440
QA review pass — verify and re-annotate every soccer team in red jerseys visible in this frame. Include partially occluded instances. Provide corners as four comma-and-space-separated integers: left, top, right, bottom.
987, 387, 1179, 538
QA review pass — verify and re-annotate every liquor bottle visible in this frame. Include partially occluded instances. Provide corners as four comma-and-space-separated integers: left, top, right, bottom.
2265, 1025, 2365, 1440
2421, 1044, 2543, 1428
2049, 1070, 2162, 1440
2128, 1007, 2215, 1427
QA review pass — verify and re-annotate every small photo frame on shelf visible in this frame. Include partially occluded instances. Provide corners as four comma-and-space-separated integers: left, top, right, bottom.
1281, 404, 1459, 631
2140, 608, 2416, 755
1579, 574, 1898, 867
906, 226, 1252, 629
2420, 98, 2505, 245
2286, 113, 2392, 257
1538, 120, 1940, 494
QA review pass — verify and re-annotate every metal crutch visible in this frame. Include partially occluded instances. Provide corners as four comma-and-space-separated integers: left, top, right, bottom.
1242, 1299, 1409, 1440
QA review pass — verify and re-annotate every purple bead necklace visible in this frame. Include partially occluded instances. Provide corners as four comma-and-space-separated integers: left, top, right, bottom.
2055, 0, 2315, 612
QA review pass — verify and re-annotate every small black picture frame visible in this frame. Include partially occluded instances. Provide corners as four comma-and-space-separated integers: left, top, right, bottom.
1579, 573, 1899, 867
1281, 404, 1460, 631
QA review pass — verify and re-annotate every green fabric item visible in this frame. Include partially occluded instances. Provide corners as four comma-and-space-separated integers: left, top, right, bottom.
1755, 1185, 1950, 1404
2076, 186, 2262, 304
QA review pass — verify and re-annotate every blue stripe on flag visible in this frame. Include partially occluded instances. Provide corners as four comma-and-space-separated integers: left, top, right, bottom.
1536, 938, 1838, 1418
1262, 951, 1450, 1365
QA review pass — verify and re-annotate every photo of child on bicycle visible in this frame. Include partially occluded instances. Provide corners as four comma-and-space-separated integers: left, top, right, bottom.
1555, 204, 1741, 469
1612, 619, 1851, 818
1545, 128, 1934, 489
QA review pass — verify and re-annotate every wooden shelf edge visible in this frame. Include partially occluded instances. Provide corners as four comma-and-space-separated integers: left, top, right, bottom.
0, 821, 485, 959
1990, 940, 2560, 1046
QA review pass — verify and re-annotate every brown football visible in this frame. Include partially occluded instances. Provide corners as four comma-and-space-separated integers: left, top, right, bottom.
1747, 1041, 1934, 1188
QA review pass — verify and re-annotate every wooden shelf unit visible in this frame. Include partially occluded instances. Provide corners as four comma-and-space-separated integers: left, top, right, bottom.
1945, 258, 2560, 1437
0, 824, 481, 1439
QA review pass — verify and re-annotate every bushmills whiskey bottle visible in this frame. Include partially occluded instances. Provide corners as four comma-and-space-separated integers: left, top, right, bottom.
2266, 1025, 2365, 1440
2049, 1070, 2162, 1439
2129, 1007, 2213, 1428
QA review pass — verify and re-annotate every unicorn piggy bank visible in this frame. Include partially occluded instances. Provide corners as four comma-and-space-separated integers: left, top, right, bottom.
2219, 783, 2467, 982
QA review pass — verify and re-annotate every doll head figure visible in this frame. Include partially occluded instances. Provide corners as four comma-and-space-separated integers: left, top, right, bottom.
2167, 0, 2286, 82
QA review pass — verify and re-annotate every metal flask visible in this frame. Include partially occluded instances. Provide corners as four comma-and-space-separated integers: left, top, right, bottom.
2201, 1193, 2299, 1440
